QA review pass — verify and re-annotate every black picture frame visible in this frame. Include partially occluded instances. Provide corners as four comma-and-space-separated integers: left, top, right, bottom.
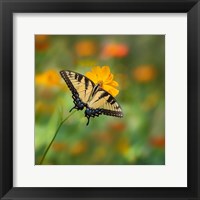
0, 0, 199, 199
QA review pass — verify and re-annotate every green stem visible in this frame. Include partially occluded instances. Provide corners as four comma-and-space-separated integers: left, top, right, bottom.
39, 110, 76, 165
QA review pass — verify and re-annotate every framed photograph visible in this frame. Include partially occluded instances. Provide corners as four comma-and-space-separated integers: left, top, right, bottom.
0, 0, 199, 199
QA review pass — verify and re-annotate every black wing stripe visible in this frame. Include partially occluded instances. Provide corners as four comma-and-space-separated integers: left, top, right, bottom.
115, 105, 120, 110
85, 78, 89, 90
60, 70, 79, 96
77, 74, 83, 82
101, 109, 123, 118
85, 78, 89, 96
107, 95, 117, 106
100, 92, 109, 99
93, 92, 109, 104
111, 100, 115, 105
107, 95, 114, 103
75, 73, 78, 79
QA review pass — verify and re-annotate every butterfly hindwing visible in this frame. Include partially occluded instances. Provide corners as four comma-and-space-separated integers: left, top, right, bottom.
101, 97, 123, 118
87, 89, 123, 118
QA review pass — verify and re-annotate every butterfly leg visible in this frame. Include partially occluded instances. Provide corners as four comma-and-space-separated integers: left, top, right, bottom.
86, 116, 90, 126
85, 108, 93, 126
69, 106, 76, 112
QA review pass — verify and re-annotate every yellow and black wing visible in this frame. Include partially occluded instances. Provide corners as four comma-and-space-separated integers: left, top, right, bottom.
60, 70, 95, 103
87, 89, 123, 118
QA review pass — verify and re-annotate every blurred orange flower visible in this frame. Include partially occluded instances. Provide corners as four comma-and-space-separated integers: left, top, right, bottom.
35, 35, 49, 51
36, 101, 55, 114
93, 147, 107, 161
70, 141, 88, 156
94, 132, 114, 144
116, 137, 130, 155
150, 135, 165, 148
52, 142, 68, 152
38, 88, 55, 99
102, 43, 129, 58
142, 93, 159, 111
75, 40, 97, 57
35, 69, 63, 88
85, 66, 119, 97
109, 121, 126, 132
132, 65, 157, 83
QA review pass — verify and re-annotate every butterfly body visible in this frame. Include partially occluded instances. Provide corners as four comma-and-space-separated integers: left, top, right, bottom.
60, 70, 123, 125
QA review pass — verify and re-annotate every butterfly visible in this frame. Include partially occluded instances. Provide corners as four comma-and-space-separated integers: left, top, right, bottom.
60, 70, 123, 125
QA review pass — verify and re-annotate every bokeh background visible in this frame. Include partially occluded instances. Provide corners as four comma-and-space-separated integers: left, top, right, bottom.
35, 35, 165, 165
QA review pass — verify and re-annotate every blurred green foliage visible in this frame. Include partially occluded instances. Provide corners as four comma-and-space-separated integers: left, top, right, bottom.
35, 35, 165, 165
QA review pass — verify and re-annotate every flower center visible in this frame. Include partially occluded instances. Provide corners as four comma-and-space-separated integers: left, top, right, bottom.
97, 81, 103, 87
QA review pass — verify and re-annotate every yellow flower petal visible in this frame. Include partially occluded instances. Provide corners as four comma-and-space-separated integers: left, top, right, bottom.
104, 73, 114, 84
103, 84, 119, 97
85, 71, 98, 83
101, 66, 111, 81
92, 66, 102, 79
75, 40, 96, 57
85, 66, 119, 96
35, 69, 62, 88
109, 80, 119, 87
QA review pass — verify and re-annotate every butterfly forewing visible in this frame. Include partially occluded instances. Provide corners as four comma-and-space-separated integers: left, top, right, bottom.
60, 70, 95, 103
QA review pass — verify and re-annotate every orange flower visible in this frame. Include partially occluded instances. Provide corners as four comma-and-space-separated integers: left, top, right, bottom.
142, 93, 159, 111
109, 121, 126, 132
132, 65, 157, 83
70, 141, 88, 156
38, 88, 55, 99
85, 66, 119, 97
102, 43, 129, 58
93, 147, 107, 161
35, 101, 55, 114
94, 132, 114, 144
35, 35, 49, 51
150, 135, 165, 148
52, 142, 68, 152
75, 40, 97, 57
35, 69, 63, 88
